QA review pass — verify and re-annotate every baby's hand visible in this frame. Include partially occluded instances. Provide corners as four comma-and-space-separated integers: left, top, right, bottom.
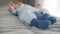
8, 2, 15, 11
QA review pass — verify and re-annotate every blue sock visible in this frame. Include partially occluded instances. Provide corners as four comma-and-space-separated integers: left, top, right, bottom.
30, 18, 51, 29
48, 17, 57, 25
41, 14, 57, 25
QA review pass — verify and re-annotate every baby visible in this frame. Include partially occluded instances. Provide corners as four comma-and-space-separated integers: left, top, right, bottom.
8, 1, 57, 29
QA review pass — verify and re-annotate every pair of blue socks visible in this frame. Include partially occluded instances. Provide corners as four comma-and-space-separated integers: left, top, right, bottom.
30, 18, 51, 29
30, 14, 57, 29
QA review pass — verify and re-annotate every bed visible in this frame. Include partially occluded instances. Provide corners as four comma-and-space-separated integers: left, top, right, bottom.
0, 5, 60, 34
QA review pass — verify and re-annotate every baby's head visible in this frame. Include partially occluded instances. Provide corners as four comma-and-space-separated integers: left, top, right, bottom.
16, 2, 23, 8
16, 0, 24, 8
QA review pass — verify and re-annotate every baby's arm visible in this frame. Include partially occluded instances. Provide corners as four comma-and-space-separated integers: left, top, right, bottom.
8, 2, 18, 16
9, 9, 18, 16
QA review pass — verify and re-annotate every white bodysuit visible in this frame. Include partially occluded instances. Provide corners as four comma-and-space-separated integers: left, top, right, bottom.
11, 4, 48, 24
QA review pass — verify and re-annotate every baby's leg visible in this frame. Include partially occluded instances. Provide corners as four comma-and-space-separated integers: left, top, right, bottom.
41, 14, 57, 25
19, 10, 51, 29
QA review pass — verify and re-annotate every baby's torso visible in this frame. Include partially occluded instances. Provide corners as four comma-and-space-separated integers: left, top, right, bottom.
17, 5, 36, 15
16, 5, 49, 20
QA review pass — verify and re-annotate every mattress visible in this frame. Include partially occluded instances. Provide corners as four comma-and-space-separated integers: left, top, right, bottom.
0, 6, 60, 34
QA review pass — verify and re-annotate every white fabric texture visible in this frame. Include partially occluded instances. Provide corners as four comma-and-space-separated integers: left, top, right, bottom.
16, 5, 37, 24
19, 10, 37, 24
11, 4, 49, 24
